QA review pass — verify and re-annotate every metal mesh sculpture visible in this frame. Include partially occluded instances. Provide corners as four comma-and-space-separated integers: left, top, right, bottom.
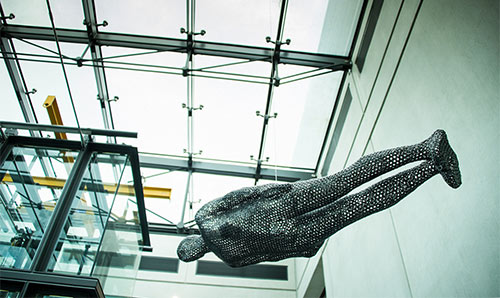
177, 130, 461, 267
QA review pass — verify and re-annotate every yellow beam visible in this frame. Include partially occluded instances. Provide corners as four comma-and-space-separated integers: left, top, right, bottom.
2, 174, 171, 199
43, 95, 74, 164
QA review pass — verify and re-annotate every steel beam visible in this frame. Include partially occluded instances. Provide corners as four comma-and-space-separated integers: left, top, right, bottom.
81, 0, 115, 137
1, 25, 351, 70
0, 121, 137, 138
138, 154, 314, 182
128, 147, 151, 247
254, 0, 288, 183
30, 145, 92, 272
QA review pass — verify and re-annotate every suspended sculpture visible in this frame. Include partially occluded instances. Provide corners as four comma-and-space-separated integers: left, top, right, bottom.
177, 130, 461, 267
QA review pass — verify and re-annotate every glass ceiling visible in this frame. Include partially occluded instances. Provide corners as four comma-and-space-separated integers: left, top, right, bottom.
0, 0, 365, 226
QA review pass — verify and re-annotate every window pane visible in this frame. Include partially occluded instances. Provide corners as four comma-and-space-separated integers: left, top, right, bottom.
0, 63, 24, 122
140, 167, 187, 225
103, 47, 187, 155
284, 0, 364, 55
2, 0, 84, 29
193, 70, 269, 162
95, 0, 185, 37
264, 69, 343, 168
13, 40, 103, 135
196, 0, 280, 47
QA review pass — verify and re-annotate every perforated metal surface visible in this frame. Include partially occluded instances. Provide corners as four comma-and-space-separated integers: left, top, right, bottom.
178, 130, 461, 267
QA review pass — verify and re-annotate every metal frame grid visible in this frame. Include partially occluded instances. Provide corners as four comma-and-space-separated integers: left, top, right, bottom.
0, 0, 368, 228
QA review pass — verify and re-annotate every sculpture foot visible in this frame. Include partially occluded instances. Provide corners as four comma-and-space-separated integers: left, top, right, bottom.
426, 129, 462, 188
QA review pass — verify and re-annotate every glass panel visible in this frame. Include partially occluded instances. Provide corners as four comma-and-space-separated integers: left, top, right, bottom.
12, 40, 104, 135
194, 55, 271, 83
196, 0, 280, 47
1, 1, 84, 29
95, 0, 185, 37
284, 0, 364, 55
92, 160, 141, 297
139, 167, 187, 225
194, 74, 268, 162
101, 46, 186, 69
0, 146, 79, 270
0, 62, 24, 122
263, 70, 343, 168
48, 152, 128, 276
102, 46, 187, 155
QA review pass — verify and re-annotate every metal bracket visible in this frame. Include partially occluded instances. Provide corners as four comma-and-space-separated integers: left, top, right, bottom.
182, 103, 203, 117
0, 13, 15, 21
265, 36, 291, 46
256, 110, 278, 126
97, 95, 119, 103
24, 88, 37, 95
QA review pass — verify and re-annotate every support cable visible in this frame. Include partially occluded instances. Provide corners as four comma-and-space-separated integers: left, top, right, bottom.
280, 70, 335, 85
15, 37, 74, 61
254, 0, 289, 184
45, 0, 84, 146
193, 57, 270, 71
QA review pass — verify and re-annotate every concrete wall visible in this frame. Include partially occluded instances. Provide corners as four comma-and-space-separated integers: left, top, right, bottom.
315, 0, 499, 297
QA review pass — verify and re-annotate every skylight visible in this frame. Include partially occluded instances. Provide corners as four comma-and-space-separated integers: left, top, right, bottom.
0, 0, 364, 226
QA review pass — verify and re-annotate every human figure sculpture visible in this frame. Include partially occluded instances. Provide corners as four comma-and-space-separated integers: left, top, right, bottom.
177, 130, 461, 267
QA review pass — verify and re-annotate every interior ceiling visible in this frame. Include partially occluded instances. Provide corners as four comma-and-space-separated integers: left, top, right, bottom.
0, 0, 365, 225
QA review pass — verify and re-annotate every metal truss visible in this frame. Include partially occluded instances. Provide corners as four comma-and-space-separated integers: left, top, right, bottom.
0, 24, 351, 70
138, 154, 315, 182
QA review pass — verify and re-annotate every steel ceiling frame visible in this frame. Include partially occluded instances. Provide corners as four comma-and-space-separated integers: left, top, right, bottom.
0, 24, 351, 70
0, 0, 367, 227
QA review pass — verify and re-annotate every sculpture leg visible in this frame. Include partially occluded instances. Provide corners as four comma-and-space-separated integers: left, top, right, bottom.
306, 130, 460, 208
297, 160, 440, 247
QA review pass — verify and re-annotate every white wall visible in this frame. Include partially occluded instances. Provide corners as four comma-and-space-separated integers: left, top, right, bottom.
130, 233, 296, 298
318, 0, 499, 297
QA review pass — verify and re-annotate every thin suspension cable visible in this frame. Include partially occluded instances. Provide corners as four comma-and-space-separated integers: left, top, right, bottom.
194, 58, 270, 71
280, 70, 334, 85
3, 51, 61, 60
45, 0, 84, 145
79, 43, 90, 59
15, 37, 74, 60
279, 64, 336, 80
194, 68, 269, 80
100, 59, 183, 71
273, 114, 278, 182
98, 49, 184, 61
